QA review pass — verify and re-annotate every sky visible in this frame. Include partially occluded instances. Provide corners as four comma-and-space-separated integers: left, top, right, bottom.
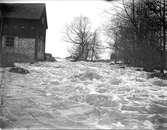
1, 0, 116, 59
45, 0, 114, 58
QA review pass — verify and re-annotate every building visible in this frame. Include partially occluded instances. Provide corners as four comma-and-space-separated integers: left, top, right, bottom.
0, 3, 48, 66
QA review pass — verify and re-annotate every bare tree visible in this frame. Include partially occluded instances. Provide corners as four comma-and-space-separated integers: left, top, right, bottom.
105, 0, 167, 74
89, 30, 101, 61
144, 0, 167, 73
64, 16, 92, 61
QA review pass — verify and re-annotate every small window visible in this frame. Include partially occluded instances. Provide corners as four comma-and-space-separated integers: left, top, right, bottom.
5, 36, 14, 48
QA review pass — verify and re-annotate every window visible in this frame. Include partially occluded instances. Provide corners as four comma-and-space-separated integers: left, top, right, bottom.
5, 36, 14, 48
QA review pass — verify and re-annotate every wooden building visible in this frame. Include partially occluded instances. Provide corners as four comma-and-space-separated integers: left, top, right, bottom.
0, 3, 48, 66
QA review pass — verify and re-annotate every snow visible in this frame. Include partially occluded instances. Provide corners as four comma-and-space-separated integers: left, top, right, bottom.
1, 60, 167, 129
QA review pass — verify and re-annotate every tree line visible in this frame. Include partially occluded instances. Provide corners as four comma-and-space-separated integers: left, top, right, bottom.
106, 0, 167, 74
64, 0, 167, 74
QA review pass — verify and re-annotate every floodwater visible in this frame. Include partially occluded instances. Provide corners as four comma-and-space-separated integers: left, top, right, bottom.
1, 60, 167, 129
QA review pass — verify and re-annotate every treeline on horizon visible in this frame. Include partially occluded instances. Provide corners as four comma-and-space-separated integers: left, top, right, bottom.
64, 0, 167, 74
106, 0, 167, 74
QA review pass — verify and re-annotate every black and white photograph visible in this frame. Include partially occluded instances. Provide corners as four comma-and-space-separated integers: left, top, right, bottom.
0, 0, 167, 129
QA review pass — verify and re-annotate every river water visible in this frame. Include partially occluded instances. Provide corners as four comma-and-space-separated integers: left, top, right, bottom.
1, 60, 167, 129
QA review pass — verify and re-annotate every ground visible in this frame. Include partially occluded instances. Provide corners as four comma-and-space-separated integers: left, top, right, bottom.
1, 59, 167, 129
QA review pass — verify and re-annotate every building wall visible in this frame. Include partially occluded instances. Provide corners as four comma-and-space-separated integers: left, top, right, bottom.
2, 36, 36, 66
0, 18, 47, 66
36, 37, 45, 60
17, 37, 36, 60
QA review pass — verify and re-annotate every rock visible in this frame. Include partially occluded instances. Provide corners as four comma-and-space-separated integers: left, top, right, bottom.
45, 53, 56, 62
120, 66, 125, 69
136, 68, 142, 71
149, 72, 167, 80
9, 67, 29, 74
143, 68, 154, 72
110, 62, 115, 65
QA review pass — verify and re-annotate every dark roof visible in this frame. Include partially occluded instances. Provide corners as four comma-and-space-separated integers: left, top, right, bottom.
0, 3, 46, 20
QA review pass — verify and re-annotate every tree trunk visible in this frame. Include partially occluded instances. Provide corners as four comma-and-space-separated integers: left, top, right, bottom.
161, 0, 166, 74
74, 45, 85, 61
160, 26, 164, 73
0, 11, 3, 67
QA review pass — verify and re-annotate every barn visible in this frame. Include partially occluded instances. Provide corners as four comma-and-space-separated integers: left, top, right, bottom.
0, 3, 48, 67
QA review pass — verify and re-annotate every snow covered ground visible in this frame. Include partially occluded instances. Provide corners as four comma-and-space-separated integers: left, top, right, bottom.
1, 60, 167, 129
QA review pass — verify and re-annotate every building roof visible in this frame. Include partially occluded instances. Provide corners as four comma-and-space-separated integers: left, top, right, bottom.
0, 3, 46, 20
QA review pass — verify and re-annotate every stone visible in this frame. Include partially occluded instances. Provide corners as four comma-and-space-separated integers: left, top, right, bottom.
9, 67, 29, 74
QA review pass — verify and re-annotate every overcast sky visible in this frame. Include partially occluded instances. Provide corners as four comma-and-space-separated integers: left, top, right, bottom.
2, 0, 115, 58
45, 0, 114, 58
